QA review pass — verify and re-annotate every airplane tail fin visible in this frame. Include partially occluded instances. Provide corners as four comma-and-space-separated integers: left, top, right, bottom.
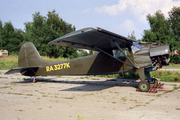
18, 42, 53, 67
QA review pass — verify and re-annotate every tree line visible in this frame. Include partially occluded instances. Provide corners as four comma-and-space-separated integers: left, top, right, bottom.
0, 7, 180, 63
0, 10, 78, 58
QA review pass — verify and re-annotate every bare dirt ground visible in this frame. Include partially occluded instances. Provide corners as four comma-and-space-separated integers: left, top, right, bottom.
0, 70, 180, 120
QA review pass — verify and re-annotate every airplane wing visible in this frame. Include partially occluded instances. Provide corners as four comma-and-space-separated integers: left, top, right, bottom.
49, 27, 135, 51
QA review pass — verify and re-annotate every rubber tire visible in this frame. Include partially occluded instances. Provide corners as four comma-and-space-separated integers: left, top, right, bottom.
138, 80, 150, 92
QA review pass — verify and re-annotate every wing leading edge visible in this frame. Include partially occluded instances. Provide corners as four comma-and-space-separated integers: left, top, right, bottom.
49, 27, 135, 51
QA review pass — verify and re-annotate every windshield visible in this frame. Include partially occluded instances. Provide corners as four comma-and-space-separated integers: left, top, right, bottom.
131, 42, 143, 53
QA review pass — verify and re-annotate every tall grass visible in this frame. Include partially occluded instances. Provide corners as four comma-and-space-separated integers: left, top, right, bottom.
0, 56, 18, 70
95, 70, 180, 82
151, 70, 180, 82
168, 63, 180, 67
0, 56, 69, 70
42, 56, 69, 61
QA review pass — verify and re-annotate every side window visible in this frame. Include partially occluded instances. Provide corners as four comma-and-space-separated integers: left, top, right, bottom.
113, 47, 131, 58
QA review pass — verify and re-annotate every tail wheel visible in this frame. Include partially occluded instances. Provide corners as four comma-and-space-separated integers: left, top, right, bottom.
138, 80, 150, 92
32, 78, 36, 83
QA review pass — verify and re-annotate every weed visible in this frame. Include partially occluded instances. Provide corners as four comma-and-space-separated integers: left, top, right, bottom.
176, 108, 180, 110
63, 97, 73, 99
128, 105, 143, 110
77, 114, 86, 120
42, 95, 48, 97
34, 90, 39, 92
157, 94, 162, 97
121, 96, 127, 101
17, 117, 21, 120
91, 78, 100, 80
14, 93, 24, 95
84, 76, 89, 79
0, 86, 10, 89
7, 92, 24, 95
19, 109, 25, 111
26, 94, 33, 96
174, 85, 180, 90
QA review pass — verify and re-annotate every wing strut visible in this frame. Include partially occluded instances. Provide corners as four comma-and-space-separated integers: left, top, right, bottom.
94, 46, 134, 68
113, 41, 136, 68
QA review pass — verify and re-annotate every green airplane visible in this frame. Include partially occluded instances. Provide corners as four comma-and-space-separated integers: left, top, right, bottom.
5, 27, 171, 92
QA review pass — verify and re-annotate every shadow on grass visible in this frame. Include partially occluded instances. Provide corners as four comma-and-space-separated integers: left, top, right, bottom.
11, 77, 139, 91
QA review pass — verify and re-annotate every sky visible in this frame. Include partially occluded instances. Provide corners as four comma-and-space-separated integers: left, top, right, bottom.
0, 0, 180, 39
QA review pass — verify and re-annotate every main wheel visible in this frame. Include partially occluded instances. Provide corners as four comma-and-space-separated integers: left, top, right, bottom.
138, 80, 150, 92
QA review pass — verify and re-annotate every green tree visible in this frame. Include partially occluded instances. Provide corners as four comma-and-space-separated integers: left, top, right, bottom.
24, 10, 77, 58
142, 10, 172, 45
0, 21, 24, 54
169, 6, 180, 42
168, 6, 180, 63
128, 31, 136, 40
142, 8, 180, 63
0, 20, 2, 49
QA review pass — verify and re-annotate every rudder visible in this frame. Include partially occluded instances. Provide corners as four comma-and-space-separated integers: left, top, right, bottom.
18, 42, 53, 67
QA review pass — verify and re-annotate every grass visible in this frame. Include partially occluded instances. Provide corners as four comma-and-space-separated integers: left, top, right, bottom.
26, 94, 33, 96
42, 56, 69, 61
173, 85, 180, 90
151, 71, 180, 82
0, 56, 18, 70
7, 92, 24, 95
0, 56, 69, 70
95, 70, 180, 82
121, 96, 127, 101
77, 114, 86, 120
0, 86, 11, 89
62, 97, 74, 99
168, 63, 180, 67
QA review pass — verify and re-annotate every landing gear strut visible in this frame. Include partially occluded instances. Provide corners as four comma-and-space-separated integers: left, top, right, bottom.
152, 78, 158, 87
32, 76, 36, 83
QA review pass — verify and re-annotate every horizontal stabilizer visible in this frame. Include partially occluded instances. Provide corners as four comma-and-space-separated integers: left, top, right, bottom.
5, 67, 39, 76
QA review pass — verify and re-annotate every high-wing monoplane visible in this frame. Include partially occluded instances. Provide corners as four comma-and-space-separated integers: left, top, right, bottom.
5, 27, 171, 92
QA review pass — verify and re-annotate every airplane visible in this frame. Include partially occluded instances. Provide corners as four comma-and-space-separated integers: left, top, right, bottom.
5, 27, 171, 92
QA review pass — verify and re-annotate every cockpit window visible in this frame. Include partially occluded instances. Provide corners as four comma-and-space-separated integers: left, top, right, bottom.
131, 42, 143, 53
